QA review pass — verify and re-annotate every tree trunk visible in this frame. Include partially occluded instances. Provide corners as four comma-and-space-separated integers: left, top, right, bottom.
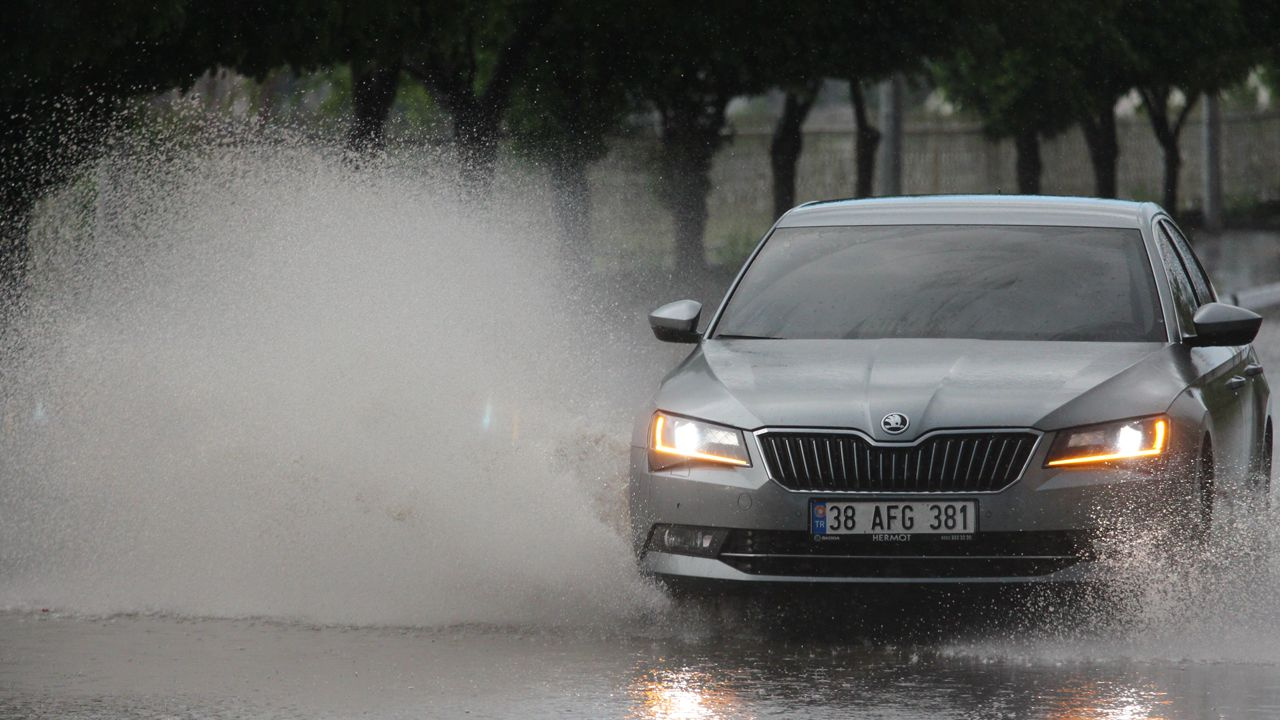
256, 70, 293, 128
770, 83, 819, 218
671, 179, 710, 271
403, 2, 555, 197
453, 97, 503, 195
347, 61, 401, 153
549, 153, 592, 264
850, 79, 880, 199
1014, 128, 1042, 194
1139, 85, 1199, 214
657, 100, 727, 272
1080, 99, 1119, 198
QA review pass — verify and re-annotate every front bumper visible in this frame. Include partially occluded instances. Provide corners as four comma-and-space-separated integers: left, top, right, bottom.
629, 436, 1191, 585
641, 550, 1104, 586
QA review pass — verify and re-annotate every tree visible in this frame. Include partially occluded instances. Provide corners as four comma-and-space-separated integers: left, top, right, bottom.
1250, 0, 1280, 82
755, 7, 829, 217
185, 1, 422, 153
1120, 0, 1256, 212
769, 80, 821, 217
404, 0, 558, 193
764, 1, 958, 212
0, 0, 424, 301
935, 2, 1140, 198
848, 80, 880, 198
627, 2, 773, 271
831, 2, 957, 199
0, 1, 200, 303
508, 3, 635, 261
1060, 2, 1134, 199
672, 0, 961, 240
348, 60, 403, 152
932, 9, 1079, 193
334, 3, 423, 153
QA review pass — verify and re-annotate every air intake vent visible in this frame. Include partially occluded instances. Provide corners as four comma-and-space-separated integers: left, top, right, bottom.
757, 431, 1037, 493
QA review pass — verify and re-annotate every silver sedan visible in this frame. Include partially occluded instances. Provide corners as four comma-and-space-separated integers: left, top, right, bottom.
629, 196, 1270, 588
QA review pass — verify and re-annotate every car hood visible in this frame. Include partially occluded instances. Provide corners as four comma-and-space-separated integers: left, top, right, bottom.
651, 338, 1180, 442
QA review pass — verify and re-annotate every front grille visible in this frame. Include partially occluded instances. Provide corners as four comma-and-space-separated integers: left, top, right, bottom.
718, 529, 1094, 578
758, 431, 1038, 493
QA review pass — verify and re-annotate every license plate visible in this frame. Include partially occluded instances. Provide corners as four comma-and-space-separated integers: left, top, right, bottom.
811, 500, 977, 536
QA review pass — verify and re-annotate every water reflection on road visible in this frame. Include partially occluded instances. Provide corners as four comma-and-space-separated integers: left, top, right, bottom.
633, 668, 739, 719
5, 586, 1280, 718
620, 636, 1268, 720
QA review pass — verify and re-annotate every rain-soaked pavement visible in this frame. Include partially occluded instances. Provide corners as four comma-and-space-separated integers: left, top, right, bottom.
6, 599, 1280, 719
3, 225, 1280, 719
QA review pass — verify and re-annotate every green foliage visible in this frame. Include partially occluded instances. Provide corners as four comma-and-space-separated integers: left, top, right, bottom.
391, 76, 447, 135
820, 1, 962, 82
507, 2, 634, 168
932, 13, 1074, 141
1121, 0, 1256, 97
2, 1, 200, 281
423, 0, 545, 89
4, 0, 1280, 279
932, 2, 1131, 141
626, 1, 775, 117
2, 1, 190, 94
622, 1, 780, 266
401, 0, 559, 188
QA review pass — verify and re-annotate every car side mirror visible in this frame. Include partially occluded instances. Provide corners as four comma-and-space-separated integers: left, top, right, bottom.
649, 299, 702, 343
1186, 302, 1262, 347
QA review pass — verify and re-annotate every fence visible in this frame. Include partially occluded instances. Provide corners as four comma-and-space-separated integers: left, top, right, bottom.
589, 111, 1280, 267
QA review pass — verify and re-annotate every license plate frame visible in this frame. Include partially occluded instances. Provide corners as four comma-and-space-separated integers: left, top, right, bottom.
810, 499, 979, 537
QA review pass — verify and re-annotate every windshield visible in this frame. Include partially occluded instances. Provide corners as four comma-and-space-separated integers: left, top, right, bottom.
713, 225, 1166, 342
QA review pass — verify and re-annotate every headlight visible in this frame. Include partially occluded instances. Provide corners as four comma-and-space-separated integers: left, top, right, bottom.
649, 412, 751, 469
1045, 415, 1168, 467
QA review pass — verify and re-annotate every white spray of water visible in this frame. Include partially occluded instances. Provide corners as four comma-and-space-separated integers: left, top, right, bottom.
6, 120, 1280, 659
948, 318, 1280, 664
0, 125, 672, 627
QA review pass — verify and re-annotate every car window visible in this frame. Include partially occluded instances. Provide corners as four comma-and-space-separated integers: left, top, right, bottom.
1161, 220, 1215, 304
1153, 224, 1198, 334
714, 225, 1166, 342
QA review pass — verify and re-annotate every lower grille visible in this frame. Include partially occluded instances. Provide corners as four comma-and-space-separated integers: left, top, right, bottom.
718, 529, 1093, 579
758, 431, 1038, 493
719, 556, 1082, 578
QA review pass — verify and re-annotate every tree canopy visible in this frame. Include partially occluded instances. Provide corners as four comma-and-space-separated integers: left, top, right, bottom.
3, 0, 1279, 294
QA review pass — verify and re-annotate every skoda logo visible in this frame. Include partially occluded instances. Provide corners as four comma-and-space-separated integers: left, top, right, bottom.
881, 412, 910, 435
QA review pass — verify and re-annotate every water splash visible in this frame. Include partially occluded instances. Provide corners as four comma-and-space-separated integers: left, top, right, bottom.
0, 122, 670, 627
947, 318, 1280, 664
5, 116, 1280, 660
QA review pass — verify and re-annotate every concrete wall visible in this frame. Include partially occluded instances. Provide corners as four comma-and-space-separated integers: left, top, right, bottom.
589, 111, 1280, 268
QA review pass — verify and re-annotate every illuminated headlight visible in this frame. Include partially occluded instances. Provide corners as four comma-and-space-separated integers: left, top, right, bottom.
649, 412, 750, 470
1045, 416, 1168, 467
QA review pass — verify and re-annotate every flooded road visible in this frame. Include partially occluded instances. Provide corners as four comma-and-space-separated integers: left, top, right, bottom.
6, 605, 1280, 719
3, 141, 1280, 718
7, 303, 1280, 718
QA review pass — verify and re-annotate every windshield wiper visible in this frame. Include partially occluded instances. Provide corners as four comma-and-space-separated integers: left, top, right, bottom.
715, 333, 780, 340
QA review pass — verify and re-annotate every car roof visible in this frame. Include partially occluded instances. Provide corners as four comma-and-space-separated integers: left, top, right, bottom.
777, 195, 1159, 229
